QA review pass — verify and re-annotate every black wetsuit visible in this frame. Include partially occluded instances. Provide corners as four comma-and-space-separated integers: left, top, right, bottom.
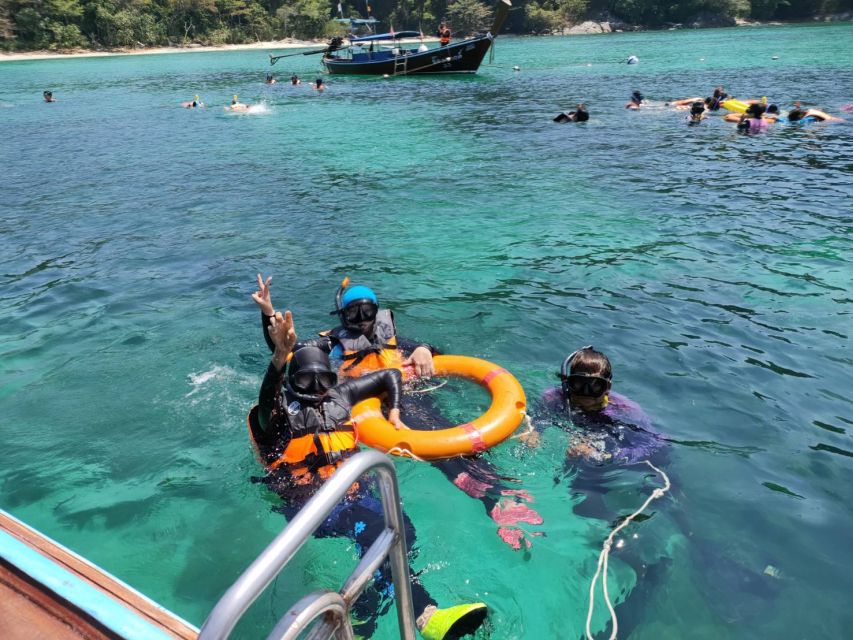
256, 365, 434, 635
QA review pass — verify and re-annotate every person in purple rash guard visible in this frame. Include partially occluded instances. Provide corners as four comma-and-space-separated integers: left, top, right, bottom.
524, 346, 668, 519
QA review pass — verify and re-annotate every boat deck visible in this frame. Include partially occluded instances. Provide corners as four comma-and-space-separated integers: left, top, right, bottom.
0, 510, 198, 640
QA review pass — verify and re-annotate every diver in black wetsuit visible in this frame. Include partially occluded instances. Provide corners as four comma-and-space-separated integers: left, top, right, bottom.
252, 275, 545, 551
254, 310, 487, 640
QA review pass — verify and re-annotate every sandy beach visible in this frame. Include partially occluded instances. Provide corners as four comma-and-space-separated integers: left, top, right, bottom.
0, 39, 321, 63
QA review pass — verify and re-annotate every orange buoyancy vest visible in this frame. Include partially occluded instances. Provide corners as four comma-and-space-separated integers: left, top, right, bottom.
325, 309, 405, 379
268, 397, 360, 482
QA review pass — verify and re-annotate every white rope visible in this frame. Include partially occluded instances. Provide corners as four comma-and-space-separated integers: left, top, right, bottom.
509, 411, 534, 439
386, 446, 426, 462
585, 461, 671, 640
408, 379, 448, 395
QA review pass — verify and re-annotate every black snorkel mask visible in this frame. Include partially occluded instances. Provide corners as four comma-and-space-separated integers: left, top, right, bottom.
285, 346, 338, 405
558, 346, 612, 402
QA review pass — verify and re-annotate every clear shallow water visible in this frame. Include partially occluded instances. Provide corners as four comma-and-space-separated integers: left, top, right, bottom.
1, 23, 852, 639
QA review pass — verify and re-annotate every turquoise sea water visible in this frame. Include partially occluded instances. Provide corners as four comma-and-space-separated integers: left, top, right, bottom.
1, 22, 852, 639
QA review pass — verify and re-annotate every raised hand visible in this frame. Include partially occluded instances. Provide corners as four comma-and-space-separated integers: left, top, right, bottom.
251, 273, 274, 316
269, 311, 297, 351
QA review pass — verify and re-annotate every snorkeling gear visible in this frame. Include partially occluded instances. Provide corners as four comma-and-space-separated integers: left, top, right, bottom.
343, 301, 379, 324
419, 603, 488, 640
286, 346, 337, 403
559, 346, 612, 400
565, 373, 610, 398
331, 278, 379, 331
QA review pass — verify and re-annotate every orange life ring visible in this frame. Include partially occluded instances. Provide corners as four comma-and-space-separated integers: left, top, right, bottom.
351, 354, 526, 460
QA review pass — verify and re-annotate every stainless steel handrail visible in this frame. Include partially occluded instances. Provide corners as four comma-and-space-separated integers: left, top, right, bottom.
198, 449, 417, 640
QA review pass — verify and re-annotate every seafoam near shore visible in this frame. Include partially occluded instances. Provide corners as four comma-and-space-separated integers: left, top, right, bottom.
0, 39, 319, 63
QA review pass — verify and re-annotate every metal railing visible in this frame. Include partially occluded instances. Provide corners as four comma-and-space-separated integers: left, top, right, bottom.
198, 450, 417, 640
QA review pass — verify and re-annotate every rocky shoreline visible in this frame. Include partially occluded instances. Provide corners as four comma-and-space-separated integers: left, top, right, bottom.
549, 11, 852, 36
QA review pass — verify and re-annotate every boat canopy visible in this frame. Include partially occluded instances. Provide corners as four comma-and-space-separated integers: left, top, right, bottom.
350, 30, 423, 43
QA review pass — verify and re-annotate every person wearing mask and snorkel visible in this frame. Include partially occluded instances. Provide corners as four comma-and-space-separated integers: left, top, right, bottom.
253, 275, 545, 551
522, 347, 667, 517
252, 310, 488, 640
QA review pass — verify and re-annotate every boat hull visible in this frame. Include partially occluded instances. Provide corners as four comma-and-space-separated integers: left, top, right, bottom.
322, 36, 494, 75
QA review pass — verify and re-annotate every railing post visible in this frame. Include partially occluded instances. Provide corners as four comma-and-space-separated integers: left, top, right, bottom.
198, 450, 417, 640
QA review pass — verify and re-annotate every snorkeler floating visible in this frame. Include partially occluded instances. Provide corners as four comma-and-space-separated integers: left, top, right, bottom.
225, 94, 249, 112
626, 90, 644, 109
554, 103, 589, 123
181, 95, 204, 108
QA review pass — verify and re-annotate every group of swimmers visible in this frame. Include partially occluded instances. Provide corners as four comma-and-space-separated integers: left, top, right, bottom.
249, 275, 667, 639
667, 86, 843, 130
179, 73, 326, 111
554, 84, 844, 130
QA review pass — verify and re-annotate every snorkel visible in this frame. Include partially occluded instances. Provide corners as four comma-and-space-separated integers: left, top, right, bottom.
331, 277, 378, 334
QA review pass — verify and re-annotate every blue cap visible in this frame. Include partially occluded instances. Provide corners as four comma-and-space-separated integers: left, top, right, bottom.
341, 285, 377, 307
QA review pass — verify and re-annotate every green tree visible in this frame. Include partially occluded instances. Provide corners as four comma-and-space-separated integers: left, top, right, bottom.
446, 0, 490, 36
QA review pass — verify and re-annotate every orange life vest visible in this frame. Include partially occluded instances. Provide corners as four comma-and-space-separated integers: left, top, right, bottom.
324, 309, 406, 379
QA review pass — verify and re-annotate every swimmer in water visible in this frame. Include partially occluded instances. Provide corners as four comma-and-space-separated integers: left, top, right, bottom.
667, 96, 704, 109
181, 95, 204, 108
265, 73, 276, 85
43, 90, 56, 103
625, 90, 644, 110
290, 74, 301, 85
312, 77, 326, 92
688, 100, 706, 123
553, 103, 589, 123
787, 101, 843, 123
736, 103, 771, 133
226, 94, 250, 112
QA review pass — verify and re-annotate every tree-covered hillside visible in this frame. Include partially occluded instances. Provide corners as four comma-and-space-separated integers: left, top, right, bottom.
1, 0, 850, 51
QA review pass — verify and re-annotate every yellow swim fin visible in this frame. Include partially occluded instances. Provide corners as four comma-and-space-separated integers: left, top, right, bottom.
420, 603, 487, 640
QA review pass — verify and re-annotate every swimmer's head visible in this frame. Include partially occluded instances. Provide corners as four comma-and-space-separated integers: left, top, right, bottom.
232, 95, 238, 104
690, 100, 705, 115
746, 103, 765, 117
558, 347, 612, 411
631, 90, 643, 103
766, 104, 779, 114
286, 346, 338, 405
335, 284, 379, 334
291, 74, 299, 84
316, 78, 324, 87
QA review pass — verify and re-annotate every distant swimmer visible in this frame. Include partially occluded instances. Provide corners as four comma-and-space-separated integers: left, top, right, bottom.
226, 94, 250, 112
724, 102, 778, 123
626, 55, 639, 64
265, 73, 276, 85
312, 77, 326, 92
554, 103, 589, 123
181, 95, 204, 108
290, 74, 301, 86
736, 103, 771, 133
706, 86, 729, 111
43, 90, 56, 103
625, 90, 644, 109
688, 101, 706, 123
787, 101, 843, 123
